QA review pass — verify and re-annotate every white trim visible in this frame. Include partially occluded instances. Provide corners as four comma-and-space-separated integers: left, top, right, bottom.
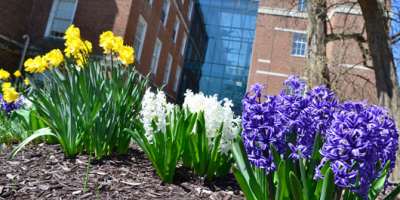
328, 5, 362, 19
259, 5, 361, 19
173, 66, 182, 92
163, 54, 173, 85
181, 33, 187, 56
258, 59, 271, 64
274, 27, 306, 34
134, 15, 147, 62
339, 64, 373, 71
188, 0, 194, 21
44, 0, 78, 38
151, 38, 162, 75
173, 17, 180, 43
256, 70, 290, 78
162, 0, 171, 27
258, 7, 307, 18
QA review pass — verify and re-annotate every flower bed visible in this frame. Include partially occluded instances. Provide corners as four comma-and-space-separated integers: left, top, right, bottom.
0, 144, 242, 199
0, 25, 399, 200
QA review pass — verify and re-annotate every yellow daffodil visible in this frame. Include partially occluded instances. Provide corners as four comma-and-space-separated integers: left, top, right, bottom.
64, 24, 80, 41
24, 78, 30, 86
117, 45, 135, 65
0, 69, 10, 80
3, 87, 19, 103
84, 40, 92, 54
99, 31, 123, 54
13, 70, 21, 78
44, 49, 64, 67
2, 82, 11, 91
63, 25, 92, 67
24, 56, 48, 73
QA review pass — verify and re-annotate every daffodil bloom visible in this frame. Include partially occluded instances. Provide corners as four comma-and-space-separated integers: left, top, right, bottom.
0, 69, 10, 80
2, 82, 11, 91
24, 56, 48, 73
63, 25, 92, 67
44, 49, 64, 67
117, 45, 135, 65
24, 78, 30, 86
99, 31, 123, 54
64, 25, 81, 41
3, 86, 19, 103
13, 70, 21, 78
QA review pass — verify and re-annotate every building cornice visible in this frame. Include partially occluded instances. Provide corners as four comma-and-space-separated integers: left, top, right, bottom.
258, 5, 361, 19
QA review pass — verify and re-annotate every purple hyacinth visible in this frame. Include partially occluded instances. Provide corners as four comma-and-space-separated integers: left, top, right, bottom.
281, 75, 306, 96
318, 101, 398, 198
242, 84, 286, 173
0, 94, 25, 113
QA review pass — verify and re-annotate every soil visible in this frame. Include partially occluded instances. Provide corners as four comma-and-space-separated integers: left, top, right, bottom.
0, 144, 243, 200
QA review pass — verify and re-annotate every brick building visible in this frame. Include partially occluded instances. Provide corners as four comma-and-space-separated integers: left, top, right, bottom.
0, 0, 203, 100
248, 0, 378, 103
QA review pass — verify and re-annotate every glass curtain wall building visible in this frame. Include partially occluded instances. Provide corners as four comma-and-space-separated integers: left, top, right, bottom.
179, 0, 259, 113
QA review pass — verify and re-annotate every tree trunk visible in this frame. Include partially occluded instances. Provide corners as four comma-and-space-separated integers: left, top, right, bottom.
358, 0, 400, 181
306, 0, 330, 87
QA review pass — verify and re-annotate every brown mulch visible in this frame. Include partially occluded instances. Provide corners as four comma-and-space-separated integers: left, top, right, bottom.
0, 144, 244, 200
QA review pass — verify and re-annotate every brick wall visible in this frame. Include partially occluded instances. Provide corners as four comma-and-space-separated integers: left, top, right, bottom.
249, 0, 377, 103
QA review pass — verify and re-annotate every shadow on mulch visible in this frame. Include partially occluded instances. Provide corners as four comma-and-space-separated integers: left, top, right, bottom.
0, 144, 244, 200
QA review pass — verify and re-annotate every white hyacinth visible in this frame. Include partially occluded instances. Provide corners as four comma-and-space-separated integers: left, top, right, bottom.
140, 89, 174, 142
183, 90, 240, 155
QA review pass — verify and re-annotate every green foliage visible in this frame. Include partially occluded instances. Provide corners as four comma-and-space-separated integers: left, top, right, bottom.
181, 112, 235, 181
127, 107, 197, 183
12, 58, 148, 159
0, 113, 25, 145
232, 136, 400, 200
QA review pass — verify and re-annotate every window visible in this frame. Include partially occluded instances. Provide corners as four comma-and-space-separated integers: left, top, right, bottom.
291, 33, 307, 57
150, 39, 162, 75
161, 0, 170, 26
146, 0, 153, 6
134, 15, 147, 62
163, 54, 173, 85
172, 17, 180, 42
45, 0, 78, 38
298, 0, 307, 12
188, 0, 194, 20
181, 34, 187, 55
174, 66, 182, 92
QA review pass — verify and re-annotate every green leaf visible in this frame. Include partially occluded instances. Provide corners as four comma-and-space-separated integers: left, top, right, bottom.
288, 172, 303, 200
231, 137, 267, 200
320, 168, 335, 200
233, 166, 258, 200
9, 128, 56, 158
369, 162, 390, 200
275, 160, 289, 200
299, 159, 311, 200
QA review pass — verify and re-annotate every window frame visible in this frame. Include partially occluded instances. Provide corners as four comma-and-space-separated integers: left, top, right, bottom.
173, 66, 182, 92
181, 33, 187, 56
172, 17, 180, 43
163, 54, 173, 85
134, 15, 148, 62
161, 0, 171, 27
188, 0, 194, 21
44, 0, 79, 38
150, 38, 163, 75
291, 32, 307, 57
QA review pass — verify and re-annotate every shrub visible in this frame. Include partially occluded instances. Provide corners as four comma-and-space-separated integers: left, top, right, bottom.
11, 25, 148, 159
233, 76, 400, 200
181, 91, 240, 181
127, 89, 196, 183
